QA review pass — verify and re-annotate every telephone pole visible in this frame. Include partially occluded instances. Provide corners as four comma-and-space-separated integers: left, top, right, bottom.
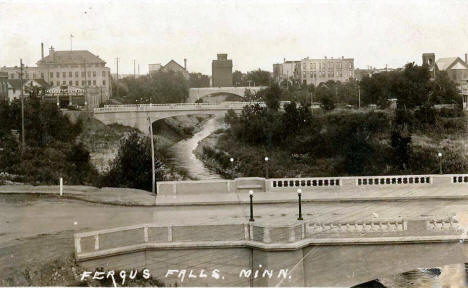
19, 59, 25, 150
148, 117, 156, 194
116, 57, 119, 98
133, 59, 136, 78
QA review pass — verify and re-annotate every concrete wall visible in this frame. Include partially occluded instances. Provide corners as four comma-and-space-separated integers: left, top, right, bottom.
156, 174, 468, 195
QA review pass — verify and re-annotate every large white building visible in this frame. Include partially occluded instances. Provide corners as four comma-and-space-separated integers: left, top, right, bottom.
273, 56, 355, 86
1, 44, 112, 108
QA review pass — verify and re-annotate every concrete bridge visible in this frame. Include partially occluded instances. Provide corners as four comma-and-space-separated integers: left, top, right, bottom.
74, 174, 468, 287
93, 101, 288, 135
188, 86, 267, 102
75, 217, 468, 287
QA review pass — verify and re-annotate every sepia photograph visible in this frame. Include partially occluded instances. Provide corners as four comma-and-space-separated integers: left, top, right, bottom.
0, 0, 468, 287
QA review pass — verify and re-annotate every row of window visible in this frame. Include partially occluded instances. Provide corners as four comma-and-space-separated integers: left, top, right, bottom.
49, 71, 106, 78
51, 80, 106, 87
302, 71, 349, 78
45, 63, 104, 69
9, 70, 107, 79
303, 62, 353, 71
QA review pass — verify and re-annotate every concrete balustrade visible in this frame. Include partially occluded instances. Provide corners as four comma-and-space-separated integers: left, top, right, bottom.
74, 218, 464, 261
156, 174, 468, 195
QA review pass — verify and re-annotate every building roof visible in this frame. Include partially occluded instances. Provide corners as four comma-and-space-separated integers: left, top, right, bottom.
37, 50, 106, 65
163, 60, 185, 71
436, 57, 468, 71
7, 79, 50, 90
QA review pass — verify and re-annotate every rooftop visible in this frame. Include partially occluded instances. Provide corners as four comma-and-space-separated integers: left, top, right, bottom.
37, 50, 106, 65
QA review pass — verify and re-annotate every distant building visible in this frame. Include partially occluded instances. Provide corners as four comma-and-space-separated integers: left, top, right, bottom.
273, 56, 354, 86
300, 56, 354, 85
212, 54, 233, 87
0, 72, 8, 102
1, 43, 112, 108
273, 60, 301, 84
423, 53, 468, 110
5, 79, 50, 102
149, 59, 189, 80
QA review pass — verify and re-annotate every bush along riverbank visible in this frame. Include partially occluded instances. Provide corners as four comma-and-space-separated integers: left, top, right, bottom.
198, 103, 467, 179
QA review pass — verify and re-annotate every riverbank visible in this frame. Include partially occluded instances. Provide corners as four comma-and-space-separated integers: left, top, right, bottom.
77, 113, 211, 180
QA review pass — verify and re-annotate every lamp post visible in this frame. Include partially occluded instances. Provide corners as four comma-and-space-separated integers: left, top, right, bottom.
297, 189, 303, 220
230, 157, 234, 179
264, 156, 269, 179
438, 152, 443, 174
148, 117, 156, 194
249, 190, 255, 222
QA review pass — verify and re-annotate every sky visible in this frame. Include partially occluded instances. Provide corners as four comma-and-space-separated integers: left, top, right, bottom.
1, 0, 468, 75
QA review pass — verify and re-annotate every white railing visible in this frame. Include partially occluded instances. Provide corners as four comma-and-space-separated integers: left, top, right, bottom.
94, 101, 291, 113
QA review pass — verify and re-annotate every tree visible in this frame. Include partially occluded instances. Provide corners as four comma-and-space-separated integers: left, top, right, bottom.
102, 132, 163, 191
117, 71, 189, 104
429, 71, 461, 105
232, 70, 246, 86
189, 72, 210, 88
246, 69, 272, 86
258, 84, 282, 111
316, 85, 335, 111
391, 129, 412, 170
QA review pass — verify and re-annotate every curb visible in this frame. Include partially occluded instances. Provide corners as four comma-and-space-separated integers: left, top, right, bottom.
1, 190, 468, 207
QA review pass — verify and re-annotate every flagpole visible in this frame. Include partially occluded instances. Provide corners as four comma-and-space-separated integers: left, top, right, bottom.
70, 34, 73, 51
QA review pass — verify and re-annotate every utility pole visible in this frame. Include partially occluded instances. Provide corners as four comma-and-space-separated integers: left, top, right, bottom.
70, 34, 74, 51
84, 60, 88, 110
133, 60, 136, 78
116, 57, 119, 98
19, 59, 25, 150
148, 117, 156, 194
358, 84, 361, 109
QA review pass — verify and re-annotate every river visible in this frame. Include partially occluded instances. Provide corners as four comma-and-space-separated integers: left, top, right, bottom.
167, 115, 225, 180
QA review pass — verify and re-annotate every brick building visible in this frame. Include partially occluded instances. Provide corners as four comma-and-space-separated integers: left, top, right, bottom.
212, 54, 233, 87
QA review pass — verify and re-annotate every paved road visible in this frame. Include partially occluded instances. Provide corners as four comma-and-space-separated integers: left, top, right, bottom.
2, 194, 468, 246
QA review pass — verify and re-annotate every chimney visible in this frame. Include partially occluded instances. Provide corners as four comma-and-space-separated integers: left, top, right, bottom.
465, 53, 467, 64
41, 43, 44, 60
49, 46, 55, 61
184, 58, 187, 70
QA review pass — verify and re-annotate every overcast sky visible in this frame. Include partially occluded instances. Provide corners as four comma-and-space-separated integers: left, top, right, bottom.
1, 0, 468, 75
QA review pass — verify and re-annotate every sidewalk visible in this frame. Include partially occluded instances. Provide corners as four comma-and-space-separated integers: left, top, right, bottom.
0, 183, 467, 206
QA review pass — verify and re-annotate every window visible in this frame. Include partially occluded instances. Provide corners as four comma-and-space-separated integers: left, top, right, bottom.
69, 72, 72, 77
10, 74, 14, 79
32, 73, 36, 79
88, 80, 91, 86
50, 72, 53, 78
102, 80, 106, 86
56, 72, 60, 78
93, 71, 96, 77
62, 72, 66, 78
93, 80, 96, 86
57, 81, 60, 86
41, 73, 44, 79
62, 81, 66, 85
75, 71, 79, 77
102, 71, 106, 77
81, 80, 85, 86
69, 81, 72, 85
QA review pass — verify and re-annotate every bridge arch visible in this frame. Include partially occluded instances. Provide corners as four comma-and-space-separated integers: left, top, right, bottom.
188, 86, 266, 102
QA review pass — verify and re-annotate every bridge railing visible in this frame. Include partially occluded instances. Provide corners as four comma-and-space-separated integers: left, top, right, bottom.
74, 217, 462, 260
94, 101, 292, 113
157, 174, 468, 195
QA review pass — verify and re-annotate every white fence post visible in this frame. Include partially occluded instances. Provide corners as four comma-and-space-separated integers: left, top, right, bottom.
59, 178, 63, 196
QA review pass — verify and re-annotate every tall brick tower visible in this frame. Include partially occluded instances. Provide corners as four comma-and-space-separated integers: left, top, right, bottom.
212, 53, 233, 87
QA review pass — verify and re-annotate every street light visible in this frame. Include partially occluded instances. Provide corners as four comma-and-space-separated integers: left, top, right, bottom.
264, 156, 269, 179
297, 189, 303, 221
249, 190, 255, 222
438, 152, 443, 174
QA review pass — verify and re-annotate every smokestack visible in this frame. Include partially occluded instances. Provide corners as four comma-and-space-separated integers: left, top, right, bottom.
465, 53, 467, 64
184, 58, 187, 70
41, 43, 44, 60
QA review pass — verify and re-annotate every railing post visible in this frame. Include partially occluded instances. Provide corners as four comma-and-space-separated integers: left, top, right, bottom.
168, 226, 173, 242
94, 235, 99, 250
